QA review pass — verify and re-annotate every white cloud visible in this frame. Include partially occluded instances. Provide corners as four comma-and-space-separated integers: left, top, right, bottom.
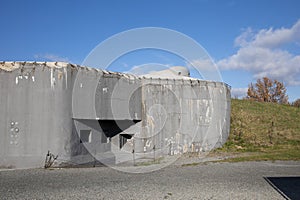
186, 59, 223, 81
234, 20, 300, 48
187, 59, 217, 71
125, 63, 171, 75
231, 88, 248, 99
34, 53, 71, 63
234, 27, 254, 47
253, 20, 300, 48
218, 19, 300, 86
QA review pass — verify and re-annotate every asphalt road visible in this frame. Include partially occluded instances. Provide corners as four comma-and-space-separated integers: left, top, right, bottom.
0, 161, 299, 200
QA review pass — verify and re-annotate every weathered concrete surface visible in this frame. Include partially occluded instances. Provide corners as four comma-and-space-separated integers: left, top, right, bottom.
0, 62, 230, 169
72, 69, 142, 120
110, 78, 231, 164
136, 79, 231, 154
0, 62, 76, 168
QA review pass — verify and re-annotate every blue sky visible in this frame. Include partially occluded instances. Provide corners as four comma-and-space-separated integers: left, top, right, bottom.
1, 0, 300, 101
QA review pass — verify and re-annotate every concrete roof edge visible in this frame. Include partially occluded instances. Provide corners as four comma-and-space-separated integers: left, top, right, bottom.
0, 61, 140, 79
0, 62, 231, 88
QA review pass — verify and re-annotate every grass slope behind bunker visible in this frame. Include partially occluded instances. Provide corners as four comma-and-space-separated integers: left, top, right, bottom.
215, 99, 300, 162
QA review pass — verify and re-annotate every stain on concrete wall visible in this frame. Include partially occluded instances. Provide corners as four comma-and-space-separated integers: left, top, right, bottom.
0, 62, 230, 168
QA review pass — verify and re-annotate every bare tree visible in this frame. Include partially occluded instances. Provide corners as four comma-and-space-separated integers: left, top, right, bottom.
293, 99, 300, 108
247, 77, 288, 104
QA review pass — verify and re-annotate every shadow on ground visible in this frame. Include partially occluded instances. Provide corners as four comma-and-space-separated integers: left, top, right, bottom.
264, 176, 300, 200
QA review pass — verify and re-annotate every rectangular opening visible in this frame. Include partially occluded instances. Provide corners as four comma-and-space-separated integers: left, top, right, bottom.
80, 130, 92, 143
119, 134, 133, 149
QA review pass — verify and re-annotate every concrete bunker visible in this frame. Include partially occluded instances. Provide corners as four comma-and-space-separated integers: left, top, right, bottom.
0, 62, 230, 168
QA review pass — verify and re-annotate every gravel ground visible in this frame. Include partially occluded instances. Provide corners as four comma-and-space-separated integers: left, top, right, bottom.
0, 159, 299, 200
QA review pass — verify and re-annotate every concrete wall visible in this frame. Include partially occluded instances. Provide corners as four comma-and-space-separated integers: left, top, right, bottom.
72, 69, 142, 120
0, 62, 114, 168
71, 68, 143, 165
118, 78, 231, 160
0, 62, 75, 168
0, 62, 231, 168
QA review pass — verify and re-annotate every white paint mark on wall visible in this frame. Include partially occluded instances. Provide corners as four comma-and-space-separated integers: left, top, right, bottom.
64, 67, 67, 89
219, 120, 222, 141
103, 87, 108, 93
205, 107, 210, 117
50, 68, 55, 89
146, 140, 151, 147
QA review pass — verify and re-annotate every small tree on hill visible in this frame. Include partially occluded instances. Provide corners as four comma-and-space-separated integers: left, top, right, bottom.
247, 77, 288, 104
293, 99, 300, 108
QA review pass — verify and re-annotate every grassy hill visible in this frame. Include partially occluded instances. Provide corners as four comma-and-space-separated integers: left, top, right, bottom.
216, 99, 300, 161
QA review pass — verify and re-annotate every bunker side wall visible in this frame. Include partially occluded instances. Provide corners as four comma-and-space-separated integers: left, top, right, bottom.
0, 63, 76, 168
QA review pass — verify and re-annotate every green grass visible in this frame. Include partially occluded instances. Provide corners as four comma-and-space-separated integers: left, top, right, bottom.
181, 162, 200, 167
215, 99, 300, 161
135, 157, 164, 166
